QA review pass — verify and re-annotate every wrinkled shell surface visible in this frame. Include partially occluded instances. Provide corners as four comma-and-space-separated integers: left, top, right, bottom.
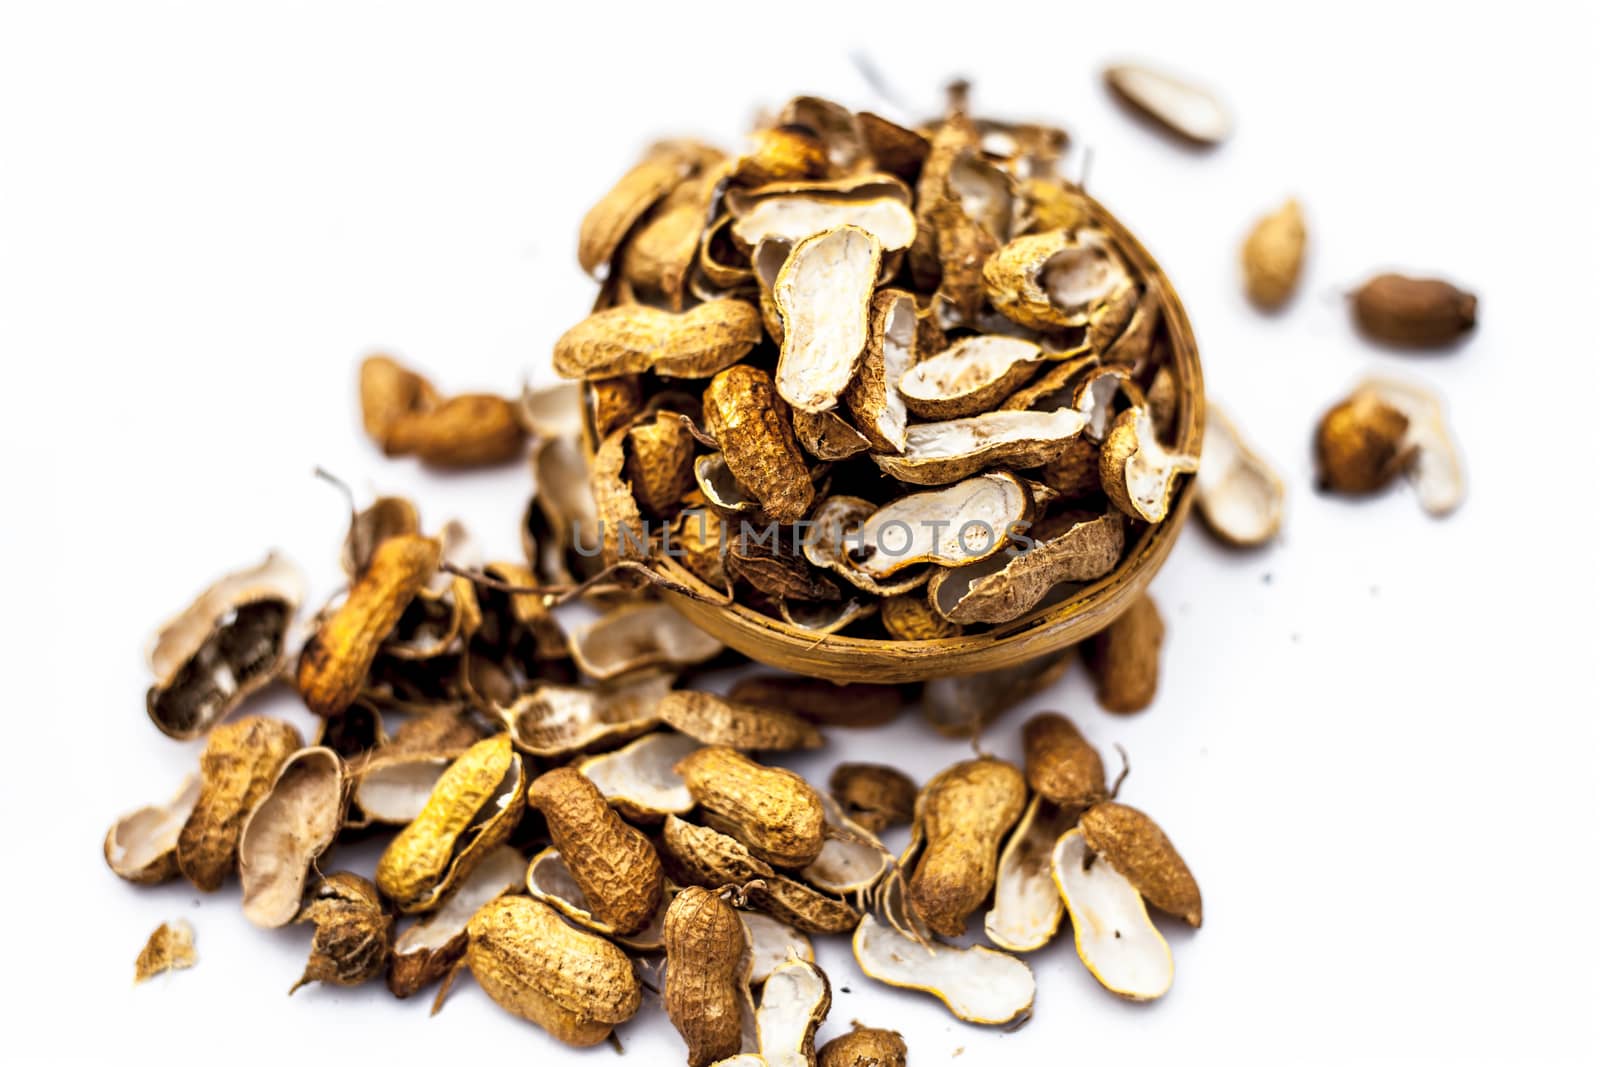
1080, 801, 1202, 926
466, 895, 642, 1046
907, 758, 1027, 937
178, 716, 303, 892
677, 747, 827, 869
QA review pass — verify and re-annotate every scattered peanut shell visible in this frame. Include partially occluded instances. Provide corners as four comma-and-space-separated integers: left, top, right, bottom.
849, 473, 1031, 579
906, 757, 1027, 937
743, 912, 814, 986
360, 355, 438, 444
818, 1025, 907, 1067
842, 289, 917, 453
728, 175, 917, 254
703, 364, 815, 523
387, 845, 524, 999
872, 407, 1089, 485
1327, 378, 1465, 515
983, 229, 1133, 331
526, 766, 665, 935
297, 533, 441, 718
1080, 802, 1202, 927
570, 602, 724, 682
578, 730, 699, 822
105, 775, 201, 885
375, 735, 527, 913
1314, 389, 1413, 496
383, 393, 528, 467
464, 895, 642, 1046
1198, 403, 1285, 546
554, 299, 764, 380
852, 915, 1035, 1025
578, 144, 700, 276
1100, 406, 1198, 522
733, 125, 829, 186
523, 848, 670, 951
661, 817, 859, 935
803, 795, 891, 896
1051, 828, 1172, 1001
1104, 62, 1231, 145
803, 496, 929, 597
498, 671, 672, 757
753, 957, 831, 1067
664, 885, 758, 1067
985, 795, 1075, 953
1021, 712, 1106, 813
626, 411, 698, 516
793, 409, 872, 461
658, 690, 822, 752
927, 510, 1125, 624
1352, 273, 1477, 348
677, 747, 827, 869
828, 763, 915, 835
1241, 199, 1306, 309
350, 751, 456, 827
290, 872, 392, 994
774, 224, 882, 414
134, 920, 196, 984
1085, 593, 1164, 714
177, 715, 303, 892
146, 552, 304, 740
898, 335, 1044, 419
238, 746, 347, 928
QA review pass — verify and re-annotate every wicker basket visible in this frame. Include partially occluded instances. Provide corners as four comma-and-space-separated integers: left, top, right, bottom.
653, 196, 1203, 683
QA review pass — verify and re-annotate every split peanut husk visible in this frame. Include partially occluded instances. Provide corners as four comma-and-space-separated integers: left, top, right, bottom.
146, 553, 304, 740
1051, 828, 1173, 1001
1198, 403, 1285, 546
387, 845, 525, 998
852, 915, 1035, 1025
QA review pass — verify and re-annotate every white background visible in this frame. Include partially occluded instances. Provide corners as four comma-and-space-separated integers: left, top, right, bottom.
3, 2, 1598, 1063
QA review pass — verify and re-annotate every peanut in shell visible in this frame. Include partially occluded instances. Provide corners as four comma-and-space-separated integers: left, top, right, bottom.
382, 393, 527, 467
1241, 199, 1306, 309
676, 746, 827, 869
1085, 592, 1164, 713
1081, 802, 1202, 927
465, 895, 642, 1046
1352, 272, 1476, 348
525, 766, 664, 935
554, 299, 764, 380
375, 734, 527, 913
663, 885, 756, 1067
176, 715, 303, 892
296, 533, 442, 718
906, 757, 1027, 938
1022, 712, 1107, 813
